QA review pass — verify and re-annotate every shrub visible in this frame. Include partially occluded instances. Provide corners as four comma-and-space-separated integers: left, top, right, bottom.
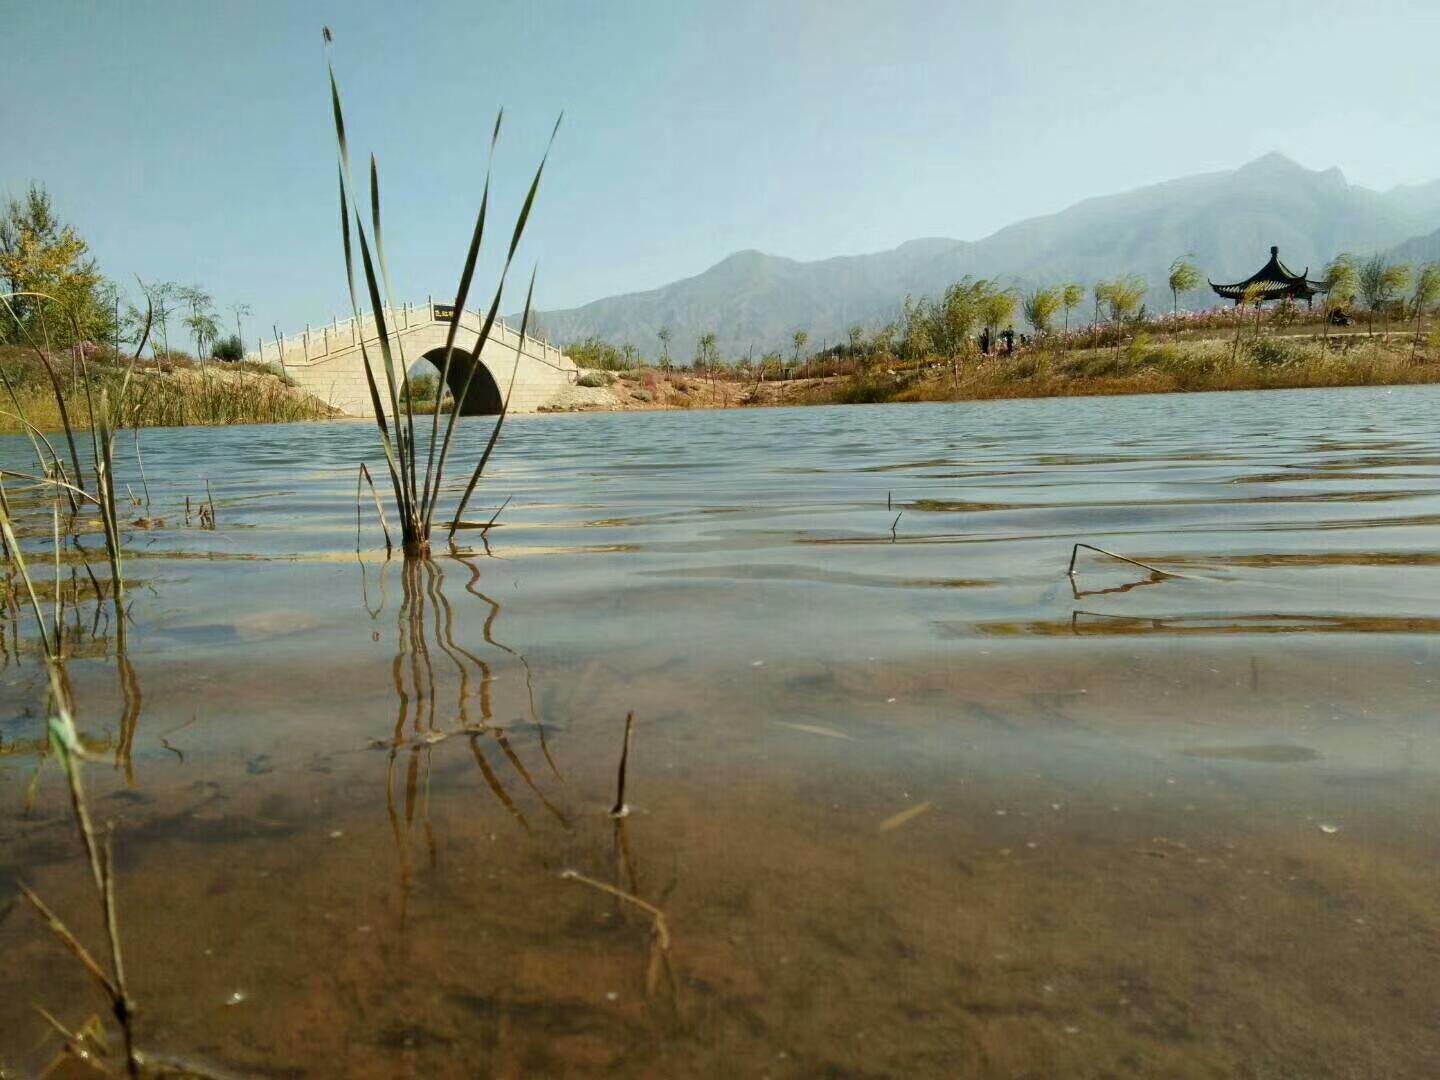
576, 371, 613, 388
631, 389, 653, 402
213, 334, 245, 362
834, 377, 901, 404
566, 336, 627, 370
1246, 338, 1294, 367
403, 373, 441, 401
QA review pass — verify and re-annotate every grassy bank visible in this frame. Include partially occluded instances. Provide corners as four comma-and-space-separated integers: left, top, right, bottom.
0, 346, 335, 433
554, 331, 1440, 414
819, 332, 1440, 405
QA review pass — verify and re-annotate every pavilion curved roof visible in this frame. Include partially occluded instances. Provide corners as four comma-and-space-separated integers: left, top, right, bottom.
1209, 246, 1325, 302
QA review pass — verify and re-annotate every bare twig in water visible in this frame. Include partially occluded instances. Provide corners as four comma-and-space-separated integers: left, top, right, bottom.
560, 869, 673, 994
890, 512, 902, 539
610, 711, 635, 819
482, 493, 512, 531
204, 478, 217, 529
1067, 542, 1176, 579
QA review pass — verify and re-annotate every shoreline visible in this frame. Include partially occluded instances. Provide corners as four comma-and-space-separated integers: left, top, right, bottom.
544, 334, 1440, 414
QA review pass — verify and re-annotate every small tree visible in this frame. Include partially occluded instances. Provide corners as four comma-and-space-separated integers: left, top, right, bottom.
136, 280, 178, 356
1318, 253, 1357, 359
1105, 275, 1145, 347
791, 329, 809, 366
229, 301, 252, 343
1357, 254, 1411, 336
1061, 282, 1083, 339
870, 321, 897, 360
657, 327, 673, 370
177, 284, 216, 358
1410, 263, 1440, 360
899, 296, 933, 361
1232, 282, 1265, 363
695, 331, 719, 373
1167, 257, 1202, 337
1091, 281, 1112, 348
1021, 286, 1061, 339
0, 183, 114, 347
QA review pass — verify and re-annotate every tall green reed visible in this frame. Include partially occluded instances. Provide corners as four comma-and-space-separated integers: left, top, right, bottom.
324, 27, 559, 556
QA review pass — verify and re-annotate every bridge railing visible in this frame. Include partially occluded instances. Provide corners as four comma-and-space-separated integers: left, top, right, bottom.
249, 303, 566, 370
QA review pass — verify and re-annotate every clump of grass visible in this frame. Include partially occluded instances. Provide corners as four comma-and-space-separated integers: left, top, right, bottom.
324, 27, 560, 557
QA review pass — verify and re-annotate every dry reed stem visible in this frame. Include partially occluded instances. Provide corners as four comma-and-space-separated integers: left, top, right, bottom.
356, 463, 393, 553
27, 661, 141, 1077
560, 870, 671, 952
610, 710, 635, 818
1067, 542, 1177, 579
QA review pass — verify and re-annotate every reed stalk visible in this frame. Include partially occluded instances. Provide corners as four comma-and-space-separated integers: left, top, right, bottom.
21, 661, 140, 1077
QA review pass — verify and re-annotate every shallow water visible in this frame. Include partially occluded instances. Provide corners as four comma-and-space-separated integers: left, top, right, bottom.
3, 387, 1440, 1077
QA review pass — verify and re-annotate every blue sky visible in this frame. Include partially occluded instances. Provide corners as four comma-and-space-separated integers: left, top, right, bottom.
7, 0, 1440, 341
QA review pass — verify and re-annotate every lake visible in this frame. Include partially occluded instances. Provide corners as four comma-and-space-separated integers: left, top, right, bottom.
4, 386, 1440, 1077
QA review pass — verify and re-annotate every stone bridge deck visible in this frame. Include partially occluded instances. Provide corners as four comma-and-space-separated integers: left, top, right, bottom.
249, 304, 578, 417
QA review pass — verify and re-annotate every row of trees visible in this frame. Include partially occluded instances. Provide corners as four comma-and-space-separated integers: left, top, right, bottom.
566, 250, 1440, 377
0, 183, 249, 361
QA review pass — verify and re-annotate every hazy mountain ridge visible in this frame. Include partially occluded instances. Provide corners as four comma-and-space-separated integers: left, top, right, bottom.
531, 154, 1440, 358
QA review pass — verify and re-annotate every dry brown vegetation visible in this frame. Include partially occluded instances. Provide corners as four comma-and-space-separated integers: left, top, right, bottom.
0, 346, 335, 433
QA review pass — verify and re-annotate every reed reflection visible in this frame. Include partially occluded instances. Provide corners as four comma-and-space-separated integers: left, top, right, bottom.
363, 555, 569, 921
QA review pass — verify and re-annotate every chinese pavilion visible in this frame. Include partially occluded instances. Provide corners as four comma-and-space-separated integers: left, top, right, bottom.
1209, 246, 1325, 306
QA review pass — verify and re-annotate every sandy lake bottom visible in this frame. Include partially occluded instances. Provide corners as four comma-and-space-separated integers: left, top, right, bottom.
3, 388, 1440, 1077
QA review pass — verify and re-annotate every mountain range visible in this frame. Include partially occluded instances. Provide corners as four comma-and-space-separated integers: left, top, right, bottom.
528, 153, 1440, 358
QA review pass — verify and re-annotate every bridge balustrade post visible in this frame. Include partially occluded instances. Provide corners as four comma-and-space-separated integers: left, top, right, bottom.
303, 324, 311, 360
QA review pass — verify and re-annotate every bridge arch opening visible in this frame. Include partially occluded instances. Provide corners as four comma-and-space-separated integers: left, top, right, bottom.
413, 347, 503, 415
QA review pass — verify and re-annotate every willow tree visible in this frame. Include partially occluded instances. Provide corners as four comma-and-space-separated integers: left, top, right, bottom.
1021, 286, 1061, 339
791, 329, 809, 365
1061, 283, 1083, 338
1167, 256, 1202, 337
1410, 263, 1440, 360
1232, 282, 1265, 363
980, 287, 1016, 338
935, 279, 985, 389
1318, 253, 1357, 359
1105, 275, 1145, 349
1357, 254, 1411, 336
1091, 281, 1111, 348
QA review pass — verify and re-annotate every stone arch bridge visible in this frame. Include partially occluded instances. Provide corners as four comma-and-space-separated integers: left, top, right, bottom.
250, 303, 578, 416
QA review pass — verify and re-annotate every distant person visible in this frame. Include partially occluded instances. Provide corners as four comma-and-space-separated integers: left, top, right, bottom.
1002, 327, 1015, 355
979, 327, 991, 356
